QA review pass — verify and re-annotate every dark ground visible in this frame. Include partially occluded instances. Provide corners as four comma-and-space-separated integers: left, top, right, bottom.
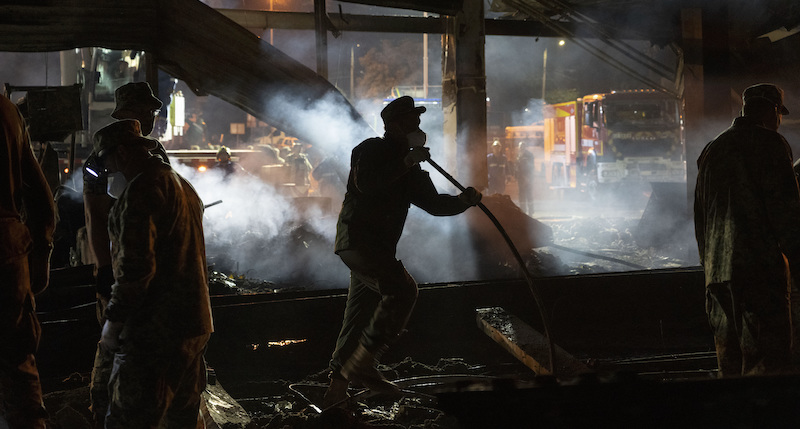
37, 211, 706, 429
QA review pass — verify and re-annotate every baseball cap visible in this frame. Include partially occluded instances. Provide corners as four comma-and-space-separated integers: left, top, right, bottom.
94, 119, 158, 158
111, 82, 163, 119
742, 83, 789, 115
381, 96, 426, 124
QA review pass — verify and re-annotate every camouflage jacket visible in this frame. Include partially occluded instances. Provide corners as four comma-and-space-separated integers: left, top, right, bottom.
105, 157, 213, 343
694, 116, 800, 287
335, 133, 471, 256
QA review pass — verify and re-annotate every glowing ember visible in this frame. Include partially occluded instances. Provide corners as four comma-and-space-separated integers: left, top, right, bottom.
250, 339, 307, 350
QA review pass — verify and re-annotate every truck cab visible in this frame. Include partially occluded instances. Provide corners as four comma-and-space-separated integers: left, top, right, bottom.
582, 90, 686, 188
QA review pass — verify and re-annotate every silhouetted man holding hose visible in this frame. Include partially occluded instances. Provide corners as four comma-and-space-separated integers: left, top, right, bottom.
323, 96, 482, 408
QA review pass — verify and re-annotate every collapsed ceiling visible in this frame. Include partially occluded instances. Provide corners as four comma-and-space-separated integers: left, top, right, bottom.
0, 0, 372, 148
3, 0, 799, 144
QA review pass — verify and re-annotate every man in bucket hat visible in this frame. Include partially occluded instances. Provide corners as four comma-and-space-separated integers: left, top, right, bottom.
111, 82, 163, 121
94, 119, 213, 428
83, 81, 172, 427
695, 83, 800, 376
322, 96, 482, 408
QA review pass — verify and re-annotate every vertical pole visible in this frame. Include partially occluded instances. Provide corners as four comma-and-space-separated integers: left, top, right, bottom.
270, 0, 274, 45
441, 0, 486, 189
681, 8, 703, 213
541, 47, 547, 102
314, 0, 328, 79
60, 50, 78, 181
350, 45, 355, 100
60, 50, 77, 86
423, 12, 429, 98
145, 52, 159, 97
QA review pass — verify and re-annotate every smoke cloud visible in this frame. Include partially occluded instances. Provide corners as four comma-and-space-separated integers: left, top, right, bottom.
174, 92, 484, 288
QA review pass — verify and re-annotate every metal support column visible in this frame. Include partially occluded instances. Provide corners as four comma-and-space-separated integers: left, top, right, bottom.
681, 8, 704, 211
441, 0, 487, 189
682, 6, 735, 209
145, 52, 159, 98
314, 0, 328, 79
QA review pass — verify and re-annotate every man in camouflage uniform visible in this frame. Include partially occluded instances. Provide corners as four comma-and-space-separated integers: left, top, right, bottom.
0, 93, 56, 428
84, 82, 171, 426
694, 83, 800, 376
323, 96, 482, 408
94, 119, 213, 427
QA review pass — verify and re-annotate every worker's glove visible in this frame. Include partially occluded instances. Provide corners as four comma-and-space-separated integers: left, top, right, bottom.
99, 320, 124, 353
96, 265, 114, 300
458, 187, 482, 206
403, 147, 431, 168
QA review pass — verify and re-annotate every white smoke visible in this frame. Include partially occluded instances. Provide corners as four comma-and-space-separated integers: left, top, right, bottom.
170, 91, 486, 288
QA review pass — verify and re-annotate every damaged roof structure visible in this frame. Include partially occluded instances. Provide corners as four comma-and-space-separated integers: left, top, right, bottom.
6, 0, 800, 427
0, 0, 372, 148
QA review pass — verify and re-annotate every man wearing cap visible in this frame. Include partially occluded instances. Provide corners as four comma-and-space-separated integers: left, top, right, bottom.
83, 81, 172, 425
695, 83, 800, 376
323, 96, 482, 407
92, 119, 213, 427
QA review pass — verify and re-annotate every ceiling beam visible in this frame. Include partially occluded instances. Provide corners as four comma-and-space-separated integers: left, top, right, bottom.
218, 9, 571, 37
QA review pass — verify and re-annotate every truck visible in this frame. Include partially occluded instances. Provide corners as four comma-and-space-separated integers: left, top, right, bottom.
510, 90, 686, 198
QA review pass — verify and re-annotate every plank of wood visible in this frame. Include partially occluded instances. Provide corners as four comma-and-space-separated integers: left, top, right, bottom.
476, 306, 589, 377
201, 380, 252, 429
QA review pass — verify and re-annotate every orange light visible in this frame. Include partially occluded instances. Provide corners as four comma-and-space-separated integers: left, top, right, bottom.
63, 168, 70, 174
198, 165, 207, 172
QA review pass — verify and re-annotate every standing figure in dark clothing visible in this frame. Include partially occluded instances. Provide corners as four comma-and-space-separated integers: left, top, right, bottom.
95, 119, 213, 428
83, 81, 170, 427
0, 93, 56, 429
312, 153, 348, 212
516, 141, 535, 215
487, 140, 508, 195
694, 83, 800, 376
322, 96, 482, 408
212, 146, 245, 178
285, 142, 313, 196
183, 111, 207, 149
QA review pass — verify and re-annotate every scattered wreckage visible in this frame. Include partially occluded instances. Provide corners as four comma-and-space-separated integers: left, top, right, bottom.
35, 192, 730, 428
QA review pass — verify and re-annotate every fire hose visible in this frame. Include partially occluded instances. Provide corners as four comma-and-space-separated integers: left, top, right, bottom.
204, 200, 223, 209
425, 157, 557, 376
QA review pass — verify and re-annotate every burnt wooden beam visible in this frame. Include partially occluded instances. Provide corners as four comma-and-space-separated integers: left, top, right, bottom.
337, 0, 463, 17
476, 307, 590, 377
217, 9, 568, 37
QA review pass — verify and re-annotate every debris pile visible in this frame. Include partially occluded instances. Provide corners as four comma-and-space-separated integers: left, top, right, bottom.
208, 270, 285, 295
234, 357, 536, 429
541, 216, 696, 275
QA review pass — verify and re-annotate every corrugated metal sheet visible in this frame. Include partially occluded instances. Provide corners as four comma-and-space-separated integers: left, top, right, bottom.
0, 0, 371, 147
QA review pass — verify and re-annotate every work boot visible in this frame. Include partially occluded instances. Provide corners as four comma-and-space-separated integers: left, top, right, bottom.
322, 376, 350, 409
340, 344, 401, 396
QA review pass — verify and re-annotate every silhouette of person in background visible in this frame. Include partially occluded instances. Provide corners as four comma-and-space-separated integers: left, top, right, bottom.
487, 140, 508, 195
